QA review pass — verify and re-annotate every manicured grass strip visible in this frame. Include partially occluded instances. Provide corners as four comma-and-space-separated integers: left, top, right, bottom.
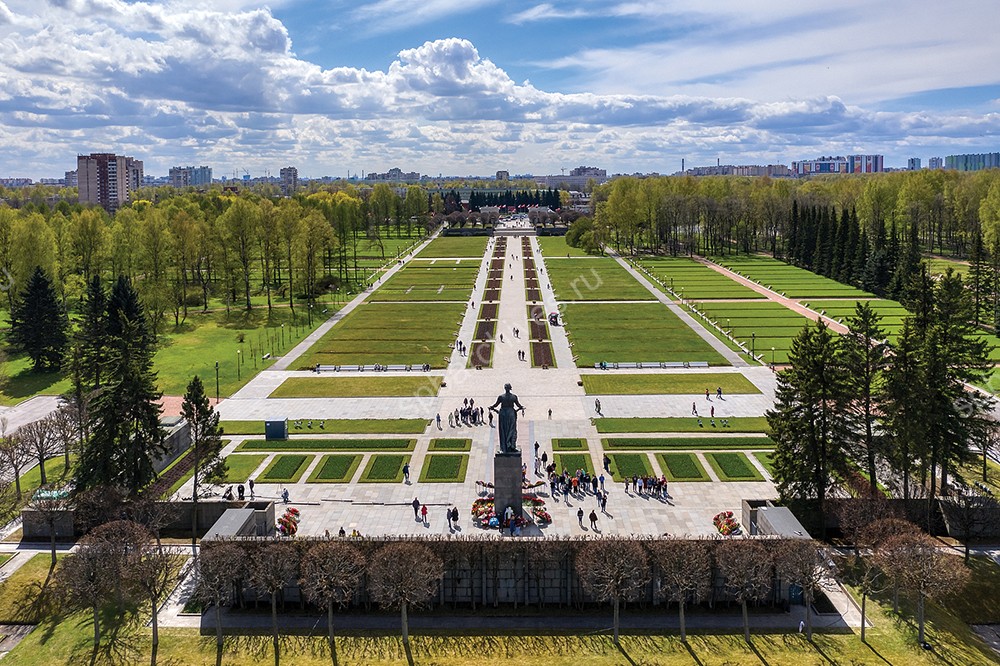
428, 438, 472, 452
270, 376, 442, 398
260, 454, 313, 483
582, 373, 760, 395
656, 453, 710, 482
553, 453, 595, 476
552, 438, 587, 451
704, 452, 764, 481
358, 454, 410, 483
416, 236, 489, 258
223, 454, 268, 483
607, 453, 654, 481
594, 416, 772, 433
236, 438, 416, 452
753, 451, 775, 477
0, 553, 12, 568
603, 437, 774, 450
0, 554, 66, 623
418, 454, 469, 483
306, 454, 362, 483
547, 258, 655, 300
222, 419, 428, 435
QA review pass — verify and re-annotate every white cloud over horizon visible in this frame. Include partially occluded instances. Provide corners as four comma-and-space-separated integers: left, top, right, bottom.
0, 0, 998, 179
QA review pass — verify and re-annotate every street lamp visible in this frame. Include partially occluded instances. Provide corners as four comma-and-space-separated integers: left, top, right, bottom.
751, 332, 756, 359
237, 350, 242, 381
771, 347, 775, 368
215, 361, 220, 403
281, 323, 285, 348
727, 318, 731, 336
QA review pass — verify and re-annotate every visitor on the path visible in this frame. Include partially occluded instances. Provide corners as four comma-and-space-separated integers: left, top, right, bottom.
600, 492, 608, 513
237, 484, 244, 500
420, 504, 428, 524
412, 497, 421, 519
548, 408, 552, 419
248, 478, 255, 498
541, 451, 548, 466
710, 406, 715, 418
599, 473, 605, 490
534, 441, 540, 457
402, 462, 411, 482
603, 454, 611, 472
451, 506, 459, 527
281, 488, 290, 503
691, 402, 698, 416
338, 526, 346, 537
589, 510, 598, 530
500, 333, 504, 343
595, 398, 602, 415
705, 388, 710, 401
436, 413, 442, 429
446, 507, 453, 530
448, 412, 454, 428
591, 477, 599, 495
577, 507, 584, 527
717, 387, 723, 399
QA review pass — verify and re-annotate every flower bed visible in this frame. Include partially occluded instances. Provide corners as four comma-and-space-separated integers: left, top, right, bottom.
713, 510, 740, 536
471, 495, 551, 528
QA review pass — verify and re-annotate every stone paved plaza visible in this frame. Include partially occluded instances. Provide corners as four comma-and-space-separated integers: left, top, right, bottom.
184, 227, 779, 538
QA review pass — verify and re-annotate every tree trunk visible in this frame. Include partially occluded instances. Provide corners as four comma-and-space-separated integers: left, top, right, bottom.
151, 598, 159, 666
272, 592, 280, 666
613, 596, 620, 645
860, 591, 867, 643
39, 457, 47, 485
741, 600, 750, 643
328, 601, 337, 666
679, 601, 687, 643
401, 602, 409, 647
917, 594, 926, 644
92, 605, 101, 646
215, 602, 223, 648
49, 528, 56, 568
805, 590, 813, 640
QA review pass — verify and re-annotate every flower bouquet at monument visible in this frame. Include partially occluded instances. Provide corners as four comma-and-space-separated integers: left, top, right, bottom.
278, 507, 300, 537
713, 510, 740, 536
531, 507, 552, 524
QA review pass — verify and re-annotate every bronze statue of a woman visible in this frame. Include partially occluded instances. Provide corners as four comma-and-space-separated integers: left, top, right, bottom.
489, 383, 525, 454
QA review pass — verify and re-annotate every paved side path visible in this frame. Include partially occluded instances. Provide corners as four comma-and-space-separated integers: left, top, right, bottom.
608, 252, 748, 367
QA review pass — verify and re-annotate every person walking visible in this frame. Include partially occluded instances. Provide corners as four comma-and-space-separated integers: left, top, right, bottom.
446, 507, 453, 530
420, 504, 428, 524
451, 506, 459, 527
603, 454, 611, 472
436, 413, 442, 429
577, 507, 585, 527
717, 386, 723, 399
541, 451, 548, 466
705, 388, 710, 401
412, 497, 421, 520
595, 398, 602, 415
248, 478, 255, 499
589, 510, 598, 530
599, 473, 605, 490
691, 402, 698, 416
548, 408, 552, 419
402, 462, 410, 483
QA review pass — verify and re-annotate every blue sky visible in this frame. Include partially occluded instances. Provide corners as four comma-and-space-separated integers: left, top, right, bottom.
1, 0, 999, 179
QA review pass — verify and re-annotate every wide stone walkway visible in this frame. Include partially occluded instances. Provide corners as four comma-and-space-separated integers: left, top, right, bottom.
187, 227, 779, 539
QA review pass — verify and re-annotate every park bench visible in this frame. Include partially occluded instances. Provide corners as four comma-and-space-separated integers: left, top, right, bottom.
689, 361, 710, 368
385, 364, 408, 371
617, 362, 639, 369
661, 362, 685, 368
339, 365, 361, 372
317, 364, 338, 372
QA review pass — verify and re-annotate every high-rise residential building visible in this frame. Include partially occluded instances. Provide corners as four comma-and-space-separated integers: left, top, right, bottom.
928, 157, 943, 169
791, 155, 883, 176
64, 170, 78, 187
496, 170, 510, 181
77, 153, 143, 212
569, 166, 606, 178
280, 166, 298, 196
169, 165, 212, 188
907, 158, 922, 171
945, 152, 1000, 171
847, 155, 883, 173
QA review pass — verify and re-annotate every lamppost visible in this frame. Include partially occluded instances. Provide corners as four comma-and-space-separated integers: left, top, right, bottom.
281, 323, 285, 348
727, 318, 731, 336
751, 332, 756, 359
237, 350, 242, 381
771, 347, 775, 369
215, 361, 220, 403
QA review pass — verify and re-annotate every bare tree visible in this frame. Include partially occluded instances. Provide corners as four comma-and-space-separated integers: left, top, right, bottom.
299, 541, 365, 665
864, 518, 919, 613
837, 551, 886, 644
196, 543, 245, 660
836, 496, 897, 556
940, 491, 1000, 563
774, 539, 828, 640
0, 423, 30, 500
575, 538, 650, 645
72, 484, 126, 533
51, 403, 80, 468
367, 542, 444, 648
127, 498, 179, 553
126, 541, 178, 666
88, 519, 152, 608
884, 533, 970, 645
57, 534, 118, 646
17, 415, 59, 486
648, 538, 712, 642
28, 495, 67, 568
715, 538, 774, 643
250, 542, 299, 666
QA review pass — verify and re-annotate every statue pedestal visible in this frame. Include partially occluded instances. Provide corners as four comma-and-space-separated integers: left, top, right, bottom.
493, 452, 523, 520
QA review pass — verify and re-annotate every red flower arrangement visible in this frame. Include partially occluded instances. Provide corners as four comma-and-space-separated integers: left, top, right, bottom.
713, 510, 739, 536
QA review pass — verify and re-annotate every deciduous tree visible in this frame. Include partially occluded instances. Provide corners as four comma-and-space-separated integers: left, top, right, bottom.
367, 542, 443, 648
250, 542, 299, 666
716, 538, 773, 643
648, 538, 711, 642
299, 541, 365, 665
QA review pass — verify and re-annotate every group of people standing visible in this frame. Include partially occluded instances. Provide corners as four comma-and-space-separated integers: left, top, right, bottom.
447, 397, 490, 428
625, 474, 669, 498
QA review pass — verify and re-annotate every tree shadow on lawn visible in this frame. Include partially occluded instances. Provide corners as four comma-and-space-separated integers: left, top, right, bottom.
4, 367, 65, 401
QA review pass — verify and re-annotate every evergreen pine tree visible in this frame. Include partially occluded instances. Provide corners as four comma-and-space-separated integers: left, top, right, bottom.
9, 266, 68, 371
829, 208, 848, 281
848, 207, 865, 285
77, 275, 109, 390
968, 229, 987, 325
182, 375, 225, 541
766, 321, 848, 536
76, 277, 164, 495
786, 200, 799, 263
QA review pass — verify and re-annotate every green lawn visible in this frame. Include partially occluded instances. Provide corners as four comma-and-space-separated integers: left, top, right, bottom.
223, 454, 268, 483
656, 453, 710, 482
537, 235, 597, 257
582, 373, 760, 395
297, 301, 466, 369
2, 455, 74, 522
0, 553, 11, 568
694, 300, 811, 365
428, 438, 472, 452
753, 451, 775, 477
222, 419, 428, 435
704, 452, 765, 481
418, 454, 469, 483
270, 376, 442, 398
416, 236, 489, 258
561, 302, 728, 367
607, 453, 653, 481
553, 453, 595, 476
546, 258, 655, 301
0, 554, 62, 623
236, 439, 416, 452
636, 256, 765, 300
594, 417, 771, 434
358, 454, 410, 482
552, 438, 587, 451
260, 454, 313, 483
715, 256, 877, 299
603, 437, 774, 450
306, 455, 362, 483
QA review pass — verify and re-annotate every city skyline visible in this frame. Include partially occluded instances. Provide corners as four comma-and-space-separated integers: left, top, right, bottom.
1, 0, 999, 179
